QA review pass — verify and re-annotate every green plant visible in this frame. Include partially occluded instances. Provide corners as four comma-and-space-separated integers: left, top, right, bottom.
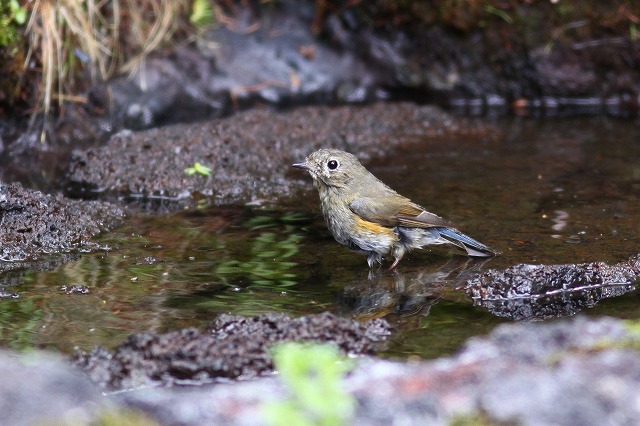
265, 342, 355, 426
0, 0, 26, 48
190, 0, 215, 30
184, 161, 213, 176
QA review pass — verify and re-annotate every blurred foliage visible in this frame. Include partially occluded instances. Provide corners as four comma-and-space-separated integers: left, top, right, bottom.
0, 0, 26, 48
190, 0, 215, 29
0, 0, 27, 105
621, 319, 640, 347
450, 411, 501, 426
265, 342, 355, 426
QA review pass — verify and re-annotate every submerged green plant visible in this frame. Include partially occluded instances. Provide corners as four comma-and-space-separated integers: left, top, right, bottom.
265, 342, 355, 426
184, 162, 212, 176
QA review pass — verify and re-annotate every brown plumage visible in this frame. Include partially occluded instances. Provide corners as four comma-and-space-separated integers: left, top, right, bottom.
294, 149, 495, 268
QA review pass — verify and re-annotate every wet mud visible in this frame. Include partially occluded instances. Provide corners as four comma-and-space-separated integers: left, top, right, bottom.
73, 312, 391, 390
466, 255, 640, 320
66, 102, 489, 206
0, 182, 124, 263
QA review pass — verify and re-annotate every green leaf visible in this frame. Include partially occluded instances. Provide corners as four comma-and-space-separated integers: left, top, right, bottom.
9, 0, 27, 25
190, 0, 215, 29
184, 162, 212, 176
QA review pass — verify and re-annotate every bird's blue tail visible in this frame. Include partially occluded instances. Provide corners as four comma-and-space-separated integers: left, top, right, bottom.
435, 227, 494, 257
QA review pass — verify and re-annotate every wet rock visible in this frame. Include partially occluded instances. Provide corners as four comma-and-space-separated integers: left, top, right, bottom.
96, 2, 385, 133
0, 182, 124, 263
0, 350, 105, 426
111, 316, 640, 425
5, 316, 640, 425
66, 102, 478, 206
347, 316, 640, 426
73, 312, 392, 390
60, 284, 90, 294
466, 255, 640, 320
92, 1, 640, 137
0, 290, 19, 299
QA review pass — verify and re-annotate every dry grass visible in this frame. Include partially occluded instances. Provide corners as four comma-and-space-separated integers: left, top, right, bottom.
22, 0, 193, 143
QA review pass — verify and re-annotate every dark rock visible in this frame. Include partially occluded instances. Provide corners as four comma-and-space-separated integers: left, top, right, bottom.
73, 312, 392, 390
0, 182, 124, 263
93, 0, 640, 138
98, 2, 384, 133
65, 102, 488, 207
465, 255, 640, 320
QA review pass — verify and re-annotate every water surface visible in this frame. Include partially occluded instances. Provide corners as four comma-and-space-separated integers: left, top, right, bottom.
1, 117, 639, 359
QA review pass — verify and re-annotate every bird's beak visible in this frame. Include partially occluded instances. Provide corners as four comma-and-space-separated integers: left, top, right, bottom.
292, 161, 309, 170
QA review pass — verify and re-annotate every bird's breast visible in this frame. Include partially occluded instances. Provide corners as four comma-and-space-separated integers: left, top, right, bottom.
318, 188, 397, 255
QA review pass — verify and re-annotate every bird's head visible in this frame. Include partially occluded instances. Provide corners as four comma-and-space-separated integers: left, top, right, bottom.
293, 149, 366, 190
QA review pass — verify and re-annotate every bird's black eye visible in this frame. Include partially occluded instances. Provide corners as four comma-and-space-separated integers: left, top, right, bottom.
327, 159, 339, 170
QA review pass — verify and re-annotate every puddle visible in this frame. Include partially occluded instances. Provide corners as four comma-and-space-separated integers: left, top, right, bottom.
1, 116, 639, 360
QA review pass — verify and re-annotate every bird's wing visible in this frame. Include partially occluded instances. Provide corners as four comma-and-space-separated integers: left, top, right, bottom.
349, 197, 450, 228
396, 205, 450, 228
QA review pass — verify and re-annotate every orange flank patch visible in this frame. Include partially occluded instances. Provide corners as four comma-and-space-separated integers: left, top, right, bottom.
355, 217, 395, 236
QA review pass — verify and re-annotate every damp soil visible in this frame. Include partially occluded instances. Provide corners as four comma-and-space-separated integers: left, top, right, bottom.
1, 114, 639, 362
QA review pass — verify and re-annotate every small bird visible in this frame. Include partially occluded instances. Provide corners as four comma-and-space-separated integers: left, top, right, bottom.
293, 149, 495, 269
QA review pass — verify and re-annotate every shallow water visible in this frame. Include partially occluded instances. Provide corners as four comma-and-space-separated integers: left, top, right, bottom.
1, 117, 639, 359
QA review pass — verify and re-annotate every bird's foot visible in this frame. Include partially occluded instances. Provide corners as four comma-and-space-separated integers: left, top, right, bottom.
389, 257, 401, 270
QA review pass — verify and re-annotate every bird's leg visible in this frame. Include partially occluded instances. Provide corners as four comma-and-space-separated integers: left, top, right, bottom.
367, 252, 384, 269
389, 256, 401, 270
